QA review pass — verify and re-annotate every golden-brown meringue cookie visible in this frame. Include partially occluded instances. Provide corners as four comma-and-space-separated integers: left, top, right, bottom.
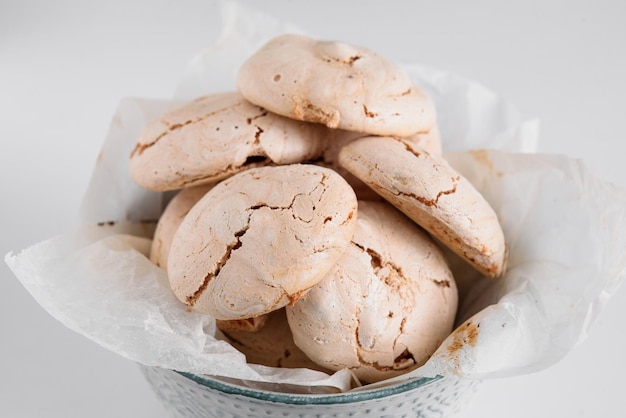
150, 184, 215, 270
318, 126, 443, 200
130, 91, 328, 191
338, 136, 507, 278
167, 164, 358, 320
221, 308, 330, 372
286, 201, 457, 383
150, 184, 270, 332
215, 316, 269, 333
237, 34, 436, 137
407, 125, 443, 156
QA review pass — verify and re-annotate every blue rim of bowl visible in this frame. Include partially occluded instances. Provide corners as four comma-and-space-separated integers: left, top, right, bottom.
176, 371, 443, 405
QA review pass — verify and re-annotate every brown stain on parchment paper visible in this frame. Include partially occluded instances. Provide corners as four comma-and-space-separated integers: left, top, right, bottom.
446, 321, 480, 372
448, 321, 479, 353
470, 150, 504, 177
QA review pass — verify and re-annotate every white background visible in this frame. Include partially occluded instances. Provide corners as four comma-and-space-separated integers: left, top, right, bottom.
1, 0, 625, 417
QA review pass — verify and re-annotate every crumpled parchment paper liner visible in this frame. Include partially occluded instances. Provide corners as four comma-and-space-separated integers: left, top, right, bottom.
357, 150, 626, 390
5, 1, 626, 393
6, 222, 354, 391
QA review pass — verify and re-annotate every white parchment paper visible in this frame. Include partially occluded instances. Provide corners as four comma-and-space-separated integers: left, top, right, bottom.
6, 2, 626, 392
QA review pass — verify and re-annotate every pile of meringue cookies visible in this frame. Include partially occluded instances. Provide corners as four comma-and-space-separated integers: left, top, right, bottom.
129, 34, 508, 384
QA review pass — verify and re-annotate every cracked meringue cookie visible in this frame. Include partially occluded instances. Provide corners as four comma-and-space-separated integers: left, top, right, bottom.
130, 91, 329, 191
286, 201, 457, 383
408, 125, 443, 156
237, 34, 436, 137
167, 164, 358, 320
150, 184, 215, 270
319, 126, 443, 200
220, 308, 331, 372
338, 136, 508, 278
149, 184, 269, 333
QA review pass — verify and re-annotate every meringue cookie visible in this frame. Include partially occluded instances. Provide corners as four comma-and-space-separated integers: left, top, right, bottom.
237, 34, 436, 137
167, 164, 358, 320
130, 92, 329, 191
221, 308, 330, 372
149, 184, 215, 270
287, 201, 457, 383
338, 136, 507, 278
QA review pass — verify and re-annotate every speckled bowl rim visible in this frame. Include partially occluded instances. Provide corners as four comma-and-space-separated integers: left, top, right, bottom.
176, 371, 443, 405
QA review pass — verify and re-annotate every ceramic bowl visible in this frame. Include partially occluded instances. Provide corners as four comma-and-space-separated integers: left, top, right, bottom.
141, 366, 480, 417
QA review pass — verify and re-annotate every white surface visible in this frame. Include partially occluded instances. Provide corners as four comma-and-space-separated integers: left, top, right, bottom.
1, 1, 624, 417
